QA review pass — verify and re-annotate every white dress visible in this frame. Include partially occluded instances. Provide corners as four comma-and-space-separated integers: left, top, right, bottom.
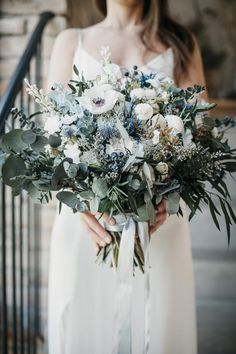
48, 30, 197, 354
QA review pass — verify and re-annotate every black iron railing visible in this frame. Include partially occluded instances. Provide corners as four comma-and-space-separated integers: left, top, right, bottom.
0, 12, 54, 354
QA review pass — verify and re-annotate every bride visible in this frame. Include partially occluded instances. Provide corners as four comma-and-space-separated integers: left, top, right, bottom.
47, 1, 207, 353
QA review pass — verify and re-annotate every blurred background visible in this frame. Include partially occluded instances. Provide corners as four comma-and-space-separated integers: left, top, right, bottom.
0, 0, 235, 353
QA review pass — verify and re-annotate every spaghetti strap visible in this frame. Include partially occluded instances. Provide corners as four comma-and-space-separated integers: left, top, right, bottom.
77, 28, 83, 49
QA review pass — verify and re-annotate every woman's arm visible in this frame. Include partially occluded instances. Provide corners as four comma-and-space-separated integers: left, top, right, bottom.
179, 36, 208, 101
46, 28, 78, 91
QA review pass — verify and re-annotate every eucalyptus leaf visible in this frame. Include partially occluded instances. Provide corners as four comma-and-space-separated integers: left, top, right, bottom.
2, 155, 26, 187
1, 129, 27, 153
79, 190, 95, 200
31, 135, 48, 153
49, 134, 61, 148
21, 130, 37, 145
56, 191, 80, 209
166, 192, 180, 215
90, 195, 100, 214
92, 179, 108, 198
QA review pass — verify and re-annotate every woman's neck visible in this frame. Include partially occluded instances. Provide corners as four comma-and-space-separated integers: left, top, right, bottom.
103, 0, 144, 31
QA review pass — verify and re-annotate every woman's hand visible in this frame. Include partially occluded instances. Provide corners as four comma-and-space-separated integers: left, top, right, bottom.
149, 200, 167, 235
80, 211, 114, 252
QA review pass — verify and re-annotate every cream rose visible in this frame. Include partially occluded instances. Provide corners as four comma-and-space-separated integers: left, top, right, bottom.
165, 114, 184, 134
135, 103, 153, 121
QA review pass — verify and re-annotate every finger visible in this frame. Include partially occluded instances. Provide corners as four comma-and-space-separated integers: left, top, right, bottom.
150, 221, 163, 235
83, 213, 112, 245
155, 212, 167, 224
96, 212, 116, 226
156, 201, 166, 213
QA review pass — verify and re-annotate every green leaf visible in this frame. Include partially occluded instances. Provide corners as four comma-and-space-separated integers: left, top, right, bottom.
79, 190, 95, 200
56, 191, 80, 209
92, 179, 108, 198
28, 183, 43, 203
49, 134, 61, 148
166, 192, 180, 215
21, 130, 37, 144
130, 179, 140, 190
1, 129, 27, 153
219, 198, 231, 246
2, 155, 26, 187
75, 201, 88, 212
73, 64, 79, 76
51, 160, 69, 190
76, 163, 88, 180
90, 195, 100, 214
155, 194, 162, 206
137, 204, 149, 221
208, 198, 220, 231
128, 191, 138, 214
30, 135, 48, 153
225, 201, 236, 225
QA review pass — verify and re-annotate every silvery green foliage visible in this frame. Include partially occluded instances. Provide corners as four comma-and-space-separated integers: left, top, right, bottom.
1, 48, 236, 250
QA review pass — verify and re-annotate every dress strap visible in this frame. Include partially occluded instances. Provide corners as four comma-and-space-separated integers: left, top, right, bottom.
77, 28, 83, 49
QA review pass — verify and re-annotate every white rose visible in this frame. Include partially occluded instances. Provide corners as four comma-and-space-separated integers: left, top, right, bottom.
144, 89, 156, 99
165, 114, 184, 134
78, 86, 119, 115
135, 103, 153, 121
64, 143, 81, 163
130, 88, 145, 100
103, 63, 122, 81
152, 114, 167, 129
152, 130, 160, 144
156, 162, 169, 175
44, 116, 62, 134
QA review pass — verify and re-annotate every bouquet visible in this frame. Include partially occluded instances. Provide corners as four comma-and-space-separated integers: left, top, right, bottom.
1, 47, 236, 272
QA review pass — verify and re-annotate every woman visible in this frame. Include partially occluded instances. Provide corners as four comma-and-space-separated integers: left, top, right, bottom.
47, 1, 206, 353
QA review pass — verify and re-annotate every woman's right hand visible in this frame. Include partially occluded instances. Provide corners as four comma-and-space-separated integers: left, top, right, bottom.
80, 211, 114, 252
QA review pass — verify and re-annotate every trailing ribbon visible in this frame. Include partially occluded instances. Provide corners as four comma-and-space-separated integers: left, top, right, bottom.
109, 216, 150, 354
138, 222, 151, 354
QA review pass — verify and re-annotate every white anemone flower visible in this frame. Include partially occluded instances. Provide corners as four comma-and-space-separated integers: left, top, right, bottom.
64, 143, 81, 163
78, 86, 119, 115
135, 103, 153, 121
44, 115, 62, 134
165, 114, 184, 134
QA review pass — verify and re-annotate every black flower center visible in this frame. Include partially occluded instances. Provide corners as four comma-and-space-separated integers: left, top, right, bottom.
92, 97, 105, 107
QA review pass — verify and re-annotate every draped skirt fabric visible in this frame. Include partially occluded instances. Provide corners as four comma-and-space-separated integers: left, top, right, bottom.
48, 204, 197, 354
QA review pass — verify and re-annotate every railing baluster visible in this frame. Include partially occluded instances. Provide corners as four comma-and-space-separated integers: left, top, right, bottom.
11, 115, 18, 354
1, 179, 8, 354
18, 85, 25, 354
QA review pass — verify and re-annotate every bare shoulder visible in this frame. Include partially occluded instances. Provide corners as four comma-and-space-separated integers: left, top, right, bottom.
53, 28, 78, 52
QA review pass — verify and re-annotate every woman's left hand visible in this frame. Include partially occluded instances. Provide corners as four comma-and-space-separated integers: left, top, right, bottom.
150, 200, 167, 235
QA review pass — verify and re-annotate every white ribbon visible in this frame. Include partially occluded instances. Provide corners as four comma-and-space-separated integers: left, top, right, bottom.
138, 222, 151, 354
111, 217, 151, 354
